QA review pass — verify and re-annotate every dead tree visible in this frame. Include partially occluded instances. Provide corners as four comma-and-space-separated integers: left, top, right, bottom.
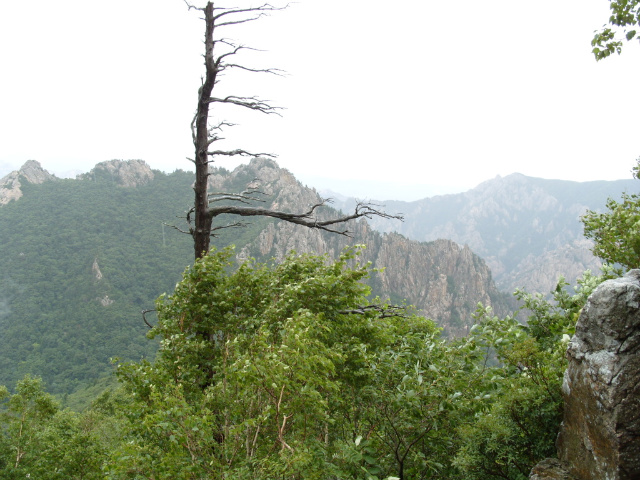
185, 2, 401, 259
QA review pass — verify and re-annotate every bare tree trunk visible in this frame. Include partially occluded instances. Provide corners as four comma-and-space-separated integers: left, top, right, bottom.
184, 1, 401, 260
193, 2, 216, 258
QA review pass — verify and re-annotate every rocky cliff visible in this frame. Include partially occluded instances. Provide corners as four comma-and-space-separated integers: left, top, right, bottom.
213, 158, 513, 335
333, 173, 640, 294
556, 271, 640, 480
77, 159, 155, 187
530, 270, 640, 480
0, 160, 57, 205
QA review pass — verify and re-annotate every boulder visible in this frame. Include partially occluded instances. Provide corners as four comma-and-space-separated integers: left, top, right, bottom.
556, 270, 640, 480
529, 458, 576, 480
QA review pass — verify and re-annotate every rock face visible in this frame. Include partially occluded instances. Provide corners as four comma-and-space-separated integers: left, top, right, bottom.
0, 160, 57, 205
77, 159, 154, 187
556, 270, 640, 480
229, 159, 512, 335
337, 173, 640, 294
529, 458, 576, 480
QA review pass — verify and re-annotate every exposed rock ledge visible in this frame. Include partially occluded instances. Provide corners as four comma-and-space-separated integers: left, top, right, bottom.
530, 270, 640, 480
77, 159, 154, 187
0, 160, 57, 205
529, 458, 576, 479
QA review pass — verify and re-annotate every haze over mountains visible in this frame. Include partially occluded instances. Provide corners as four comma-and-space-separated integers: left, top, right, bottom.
0, 159, 509, 395
0, 158, 636, 396
328, 173, 640, 293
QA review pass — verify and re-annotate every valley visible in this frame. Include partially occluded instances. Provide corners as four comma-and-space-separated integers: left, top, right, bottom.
0, 158, 635, 396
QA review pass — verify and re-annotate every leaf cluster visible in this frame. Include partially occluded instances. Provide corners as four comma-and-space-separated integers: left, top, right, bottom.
582, 158, 640, 269
0, 375, 125, 479
592, 0, 640, 60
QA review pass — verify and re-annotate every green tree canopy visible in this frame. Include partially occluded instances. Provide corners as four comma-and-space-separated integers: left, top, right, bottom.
582, 159, 640, 269
0, 375, 123, 479
110, 247, 489, 479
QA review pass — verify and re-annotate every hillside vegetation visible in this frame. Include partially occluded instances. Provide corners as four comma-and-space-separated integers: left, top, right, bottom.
0, 157, 636, 479
0, 159, 510, 396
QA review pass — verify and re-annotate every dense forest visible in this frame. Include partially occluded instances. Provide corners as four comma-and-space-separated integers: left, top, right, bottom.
2, 0, 639, 477
0, 167, 274, 396
0, 240, 613, 479
0, 157, 636, 478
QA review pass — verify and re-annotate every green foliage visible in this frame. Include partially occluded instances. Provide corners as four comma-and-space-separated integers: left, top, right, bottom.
109, 247, 487, 479
592, 0, 640, 60
0, 243, 616, 480
454, 378, 560, 480
0, 375, 128, 479
0, 171, 192, 394
0, 168, 275, 395
107, 247, 616, 480
341, 330, 486, 480
61, 374, 121, 412
452, 270, 609, 480
583, 192, 640, 269
0, 375, 59, 477
582, 159, 640, 269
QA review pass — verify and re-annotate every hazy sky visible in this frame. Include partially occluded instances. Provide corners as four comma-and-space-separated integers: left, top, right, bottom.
1, 1, 639, 200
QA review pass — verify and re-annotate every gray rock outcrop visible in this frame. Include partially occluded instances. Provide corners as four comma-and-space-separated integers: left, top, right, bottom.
228, 158, 513, 335
0, 160, 57, 205
78, 159, 154, 187
554, 270, 640, 479
529, 458, 576, 480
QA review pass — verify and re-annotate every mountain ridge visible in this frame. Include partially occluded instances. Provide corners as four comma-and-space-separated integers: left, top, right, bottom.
0, 158, 510, 394
330, 172, 640, 293
4, 161, 637, 296
0, 160, 57, 205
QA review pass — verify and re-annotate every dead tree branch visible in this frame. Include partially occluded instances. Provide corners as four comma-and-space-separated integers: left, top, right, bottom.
339, 304, 408, 319
207, 149, 276, 158
206, 200, 403, 236
208, 189, 267, 204
187, 2, 401, 258
142, 309, 157, 329
207, 95, 282, 115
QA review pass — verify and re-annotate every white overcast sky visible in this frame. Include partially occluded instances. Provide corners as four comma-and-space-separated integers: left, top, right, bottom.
1, 1, 639, 200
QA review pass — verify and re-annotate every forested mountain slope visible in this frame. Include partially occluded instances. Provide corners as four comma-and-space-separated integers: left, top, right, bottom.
333, 173, 640, 293
0, 159, 509, 395
0, 163, 192, 394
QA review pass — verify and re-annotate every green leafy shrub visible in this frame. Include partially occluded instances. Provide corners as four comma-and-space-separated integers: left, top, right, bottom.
109, 247, 488, 479
453, 269, 610, 480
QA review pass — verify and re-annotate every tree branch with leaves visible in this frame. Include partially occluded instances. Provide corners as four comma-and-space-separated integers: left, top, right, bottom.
592, 0, 640, 60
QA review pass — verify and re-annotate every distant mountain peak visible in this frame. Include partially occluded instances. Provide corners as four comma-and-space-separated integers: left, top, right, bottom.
19, 160, 57, 183
210, 157, 315, 206
473, 172, 529, 190
361, 174, 640, 293
0, 160, 57, 205
77, 159, 154, 187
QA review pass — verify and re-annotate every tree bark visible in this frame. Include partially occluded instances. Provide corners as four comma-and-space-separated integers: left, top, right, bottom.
193, 2, 216, 259
186, 1, 402, 260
